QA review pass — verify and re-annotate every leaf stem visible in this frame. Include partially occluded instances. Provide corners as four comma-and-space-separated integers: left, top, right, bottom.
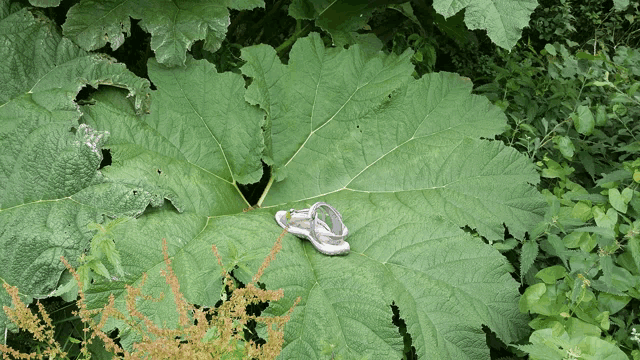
234, 182, 251, 207
256, 175, 274, 207
275, 21, 311, 55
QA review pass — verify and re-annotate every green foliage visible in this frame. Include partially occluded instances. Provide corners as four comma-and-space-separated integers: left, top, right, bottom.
0, 3, 159, 331
67, 33, 543, 358
1, 236, 294, 359
62, 0, 265, 67
289, 0, 539, 50
471, 6, 640, 357
477, 40, 640, 181
516, 160, 640, 358
529, 0, 640, 48
432, 0, 539, 50
8, 0, 640, 359
0, 0, 550, 357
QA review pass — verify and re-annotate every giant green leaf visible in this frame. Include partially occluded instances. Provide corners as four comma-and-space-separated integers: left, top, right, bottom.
0, 5, 154, 331
62, 0, 264, 67
289, 0, 538, 50
78, 33, 545, 358
289, 0, 404, 48
432, 0, 539, 49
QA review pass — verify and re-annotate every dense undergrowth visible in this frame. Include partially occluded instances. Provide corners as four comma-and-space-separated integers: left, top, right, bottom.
1, 231, 296, 359
1, 0, 639, 359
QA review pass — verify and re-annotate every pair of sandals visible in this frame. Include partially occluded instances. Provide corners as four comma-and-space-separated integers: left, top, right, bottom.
275, 202, 350, 255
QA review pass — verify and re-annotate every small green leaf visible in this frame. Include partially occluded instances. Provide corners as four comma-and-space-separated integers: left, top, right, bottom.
520, 240, 539, 280
597, 169, 632, 188
580, 234, 597, 253
609, 188, 628, 213
573, 105, 595, 135
87, 258, 111, 280
493, 238, 518, 251
544, 43, 557, 56
610, 265, 636, 292
553, 135, 575, 159
535, 265, 567, 284
565, 317, 601, 337
519, 283, 546, 313
614, 0, 630, 11
563, 231, 587, 248
598, 293, 630, 315
541, 158, 574, 180
570, 276, 588, 305
628, 236, 640, 275
571, 202, 592, 221
519, 123, 537, 135
593, 207, 619, 230
628, 81, 640, 96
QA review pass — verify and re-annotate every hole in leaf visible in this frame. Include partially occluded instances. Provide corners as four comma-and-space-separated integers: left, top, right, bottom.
157, 169, 162, 175
228, 273, 270, 346
4, 296, 86, 355
75, 85, 98, 103
391, 302, 417, 359
484, 325, 512, 358
41, 0, 76, 27
237, 161, 270, 206
99, 149, 112, 169
94, 19, 153, 82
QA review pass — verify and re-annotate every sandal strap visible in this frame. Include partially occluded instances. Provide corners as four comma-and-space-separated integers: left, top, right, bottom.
285, 203, 348, 244
309, 202, 348, 244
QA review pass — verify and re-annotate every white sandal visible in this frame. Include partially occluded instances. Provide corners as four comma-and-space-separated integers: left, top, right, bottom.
275, 202, 350, 255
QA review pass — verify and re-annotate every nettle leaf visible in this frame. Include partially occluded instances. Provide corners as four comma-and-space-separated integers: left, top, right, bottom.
81, 33, 545, 358
0, 7, 153, 330
521, 240, 539, 281
62, 0, 264, 67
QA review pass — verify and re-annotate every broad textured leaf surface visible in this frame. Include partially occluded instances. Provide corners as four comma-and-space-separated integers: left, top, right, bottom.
0, 6, 153, 330
288, 0, 402, 47
62, 0, 264, 67
289, 0, 538, 50
79, 33, 545, 358
433, 0, 539, 49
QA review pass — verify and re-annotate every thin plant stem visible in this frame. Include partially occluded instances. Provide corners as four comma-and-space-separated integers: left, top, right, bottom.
257, 175, 274, 207
235, 182, 251, 207
276, 21, 312, 55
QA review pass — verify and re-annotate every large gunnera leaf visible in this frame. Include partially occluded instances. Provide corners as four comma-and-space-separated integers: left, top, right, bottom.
288, 0, 403, 48
80, 33, 546, 358
433, 0, 538, 49
62, 0, 264, 67
0, 6, 154, 331
290, 0, 538, 50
